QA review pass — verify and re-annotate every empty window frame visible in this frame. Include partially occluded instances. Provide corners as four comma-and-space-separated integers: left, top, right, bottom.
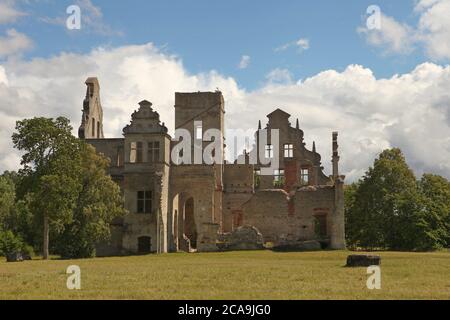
91, 118, 95, 137
300, 168, 309, 185
136, 142, 143, 163
130, 142, 137, 163
314, 214, 327, 238
195, 123, 203, 140
284, 144, 294, 158
274, 169, 285, 182
137, 191, 152, 214
148, 141, 160, 162
265, 144, 273, 158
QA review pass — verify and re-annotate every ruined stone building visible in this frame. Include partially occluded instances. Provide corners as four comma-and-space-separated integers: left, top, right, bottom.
78, 77, 345, 255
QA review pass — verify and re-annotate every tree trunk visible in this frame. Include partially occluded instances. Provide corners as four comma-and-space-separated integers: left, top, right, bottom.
43, 215, 49, 260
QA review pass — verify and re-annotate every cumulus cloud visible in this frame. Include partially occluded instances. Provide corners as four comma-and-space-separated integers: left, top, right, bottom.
415, 0, 450, 60
0, 66, 8, 85
275, 38, 309, 53
238, 55, 250, 69
0, 0, 26, 24
0, 43, 449, 182
0, 29, 33, 57
359, 0, 450, 61
246, 63, 450, 181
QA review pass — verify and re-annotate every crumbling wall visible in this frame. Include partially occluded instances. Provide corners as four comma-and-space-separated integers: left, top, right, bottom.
169, 165, 219, 252
88, 138, 124, 170
240, 186, 336, 246
217, 226, 264, 251
223, 164, 254, 232
241, 189, 290, 244
79, 77, 104, 139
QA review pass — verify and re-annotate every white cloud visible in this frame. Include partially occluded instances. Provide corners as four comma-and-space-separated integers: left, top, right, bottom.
415, 0, 450, 60
77, 0, 122, 36
296, 38, 309, 51
0, 29, 33, 57
359, 0, 450, 60
238, 55, 250, 69
275, 38, 310, 53
358, 13, 415, 55
0, 0, 26, 24
265, 68, 293, 85
0, 66, 8, 85
0, 44, 449, 182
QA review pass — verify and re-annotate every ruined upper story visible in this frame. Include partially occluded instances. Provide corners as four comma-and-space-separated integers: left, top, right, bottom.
172, 91, 225, 165
78, 78, 341, 191
78, 77, 104, 139
228, 108, 336, 190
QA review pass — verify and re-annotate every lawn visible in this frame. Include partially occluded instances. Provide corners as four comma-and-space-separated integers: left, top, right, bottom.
0, 250, 449, 299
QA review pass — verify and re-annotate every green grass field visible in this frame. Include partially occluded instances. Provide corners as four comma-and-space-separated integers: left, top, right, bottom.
0, 250, 449, 300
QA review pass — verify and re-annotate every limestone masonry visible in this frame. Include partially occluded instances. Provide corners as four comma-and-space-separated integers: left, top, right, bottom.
78, 77, 346, 254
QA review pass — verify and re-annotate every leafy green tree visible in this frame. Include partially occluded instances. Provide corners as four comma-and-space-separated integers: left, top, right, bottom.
54, 144, 126, 258
417, 174, 450, 249
0, 230, 23, 257
12, 117, 82, 259
0, 175, 15, 231
13, 196, 35, 247
346, 148, 450, 251
1, 171, 20, 186
0, 174, 35, 246
345, 148, 421, 250
344, 182, 359, 248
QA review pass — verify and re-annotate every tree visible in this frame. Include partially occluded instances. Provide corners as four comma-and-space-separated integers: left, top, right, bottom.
1, 171, 20, 186
30, 174, 81, 257
0, 175, 15, 231
345, 148, 422, 250
12, 117, 82, 259
54, 144, 126, 258
0, 230, 23, 257
417, 174, 450, 249
346, 148, 450, 251
344, 182, 359, 248
0, 174, 35, 246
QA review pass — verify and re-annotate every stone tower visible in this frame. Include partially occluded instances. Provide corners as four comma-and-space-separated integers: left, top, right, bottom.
169, 91, 225, 252
174, 91, 225, 224
78, 77, 104, 139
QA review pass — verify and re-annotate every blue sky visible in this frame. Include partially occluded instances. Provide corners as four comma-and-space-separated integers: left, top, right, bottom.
6, 0, 432, 90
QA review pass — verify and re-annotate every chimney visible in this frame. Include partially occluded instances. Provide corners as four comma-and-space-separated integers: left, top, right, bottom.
332, 132, 339, 178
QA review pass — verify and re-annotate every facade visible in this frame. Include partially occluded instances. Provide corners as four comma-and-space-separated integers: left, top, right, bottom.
78, 77, 346, 255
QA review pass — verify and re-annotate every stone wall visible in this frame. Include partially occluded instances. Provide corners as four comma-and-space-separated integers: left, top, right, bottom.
169, 165, 219, 252
241, 186, 336, 246
87, 138, 124, 169
122, 172, 158, 253
217, 226, 264, 251
222, 164, 254, 232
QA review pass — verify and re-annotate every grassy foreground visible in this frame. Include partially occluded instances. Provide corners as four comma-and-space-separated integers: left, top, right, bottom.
0, 250, 449, 299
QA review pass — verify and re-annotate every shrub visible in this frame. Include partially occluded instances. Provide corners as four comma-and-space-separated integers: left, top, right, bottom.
21, 244, 35, 258
0, 230, 23, 256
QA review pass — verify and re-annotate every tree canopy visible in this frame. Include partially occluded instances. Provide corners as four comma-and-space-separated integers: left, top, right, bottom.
7, 116, 126, 259
346, 148, 450, 251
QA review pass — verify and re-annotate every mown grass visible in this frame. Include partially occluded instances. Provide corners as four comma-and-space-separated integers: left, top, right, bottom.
0, 250, 449, 299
